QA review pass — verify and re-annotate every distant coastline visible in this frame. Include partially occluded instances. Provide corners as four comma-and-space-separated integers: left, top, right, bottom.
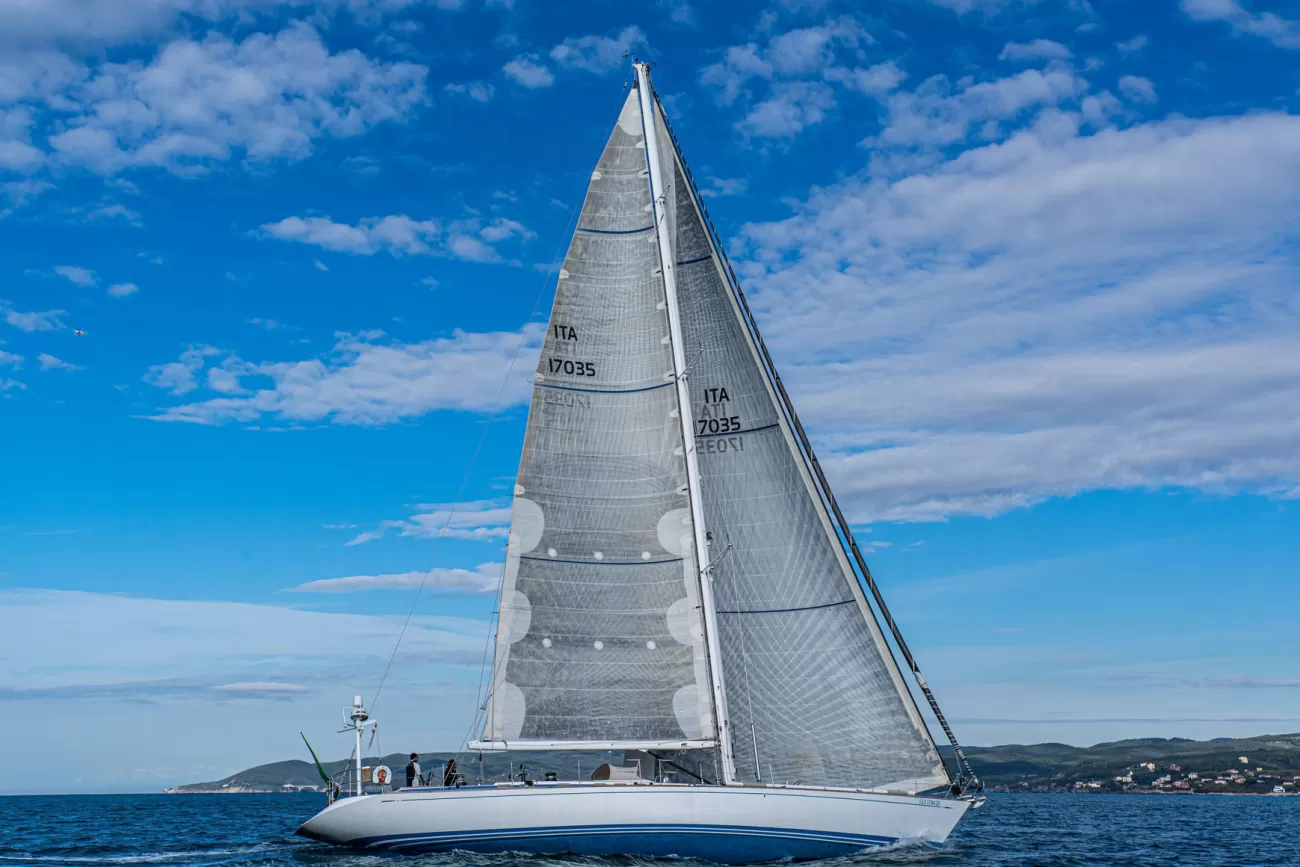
165, 733, 1300, 796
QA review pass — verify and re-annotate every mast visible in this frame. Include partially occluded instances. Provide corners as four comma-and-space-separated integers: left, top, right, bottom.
635, 61, 737, 786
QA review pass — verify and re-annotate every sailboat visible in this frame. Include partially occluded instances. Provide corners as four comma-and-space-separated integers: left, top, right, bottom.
298, 62, 982, 862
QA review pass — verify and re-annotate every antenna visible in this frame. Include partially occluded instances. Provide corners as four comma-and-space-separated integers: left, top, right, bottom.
341, 695, 377, 798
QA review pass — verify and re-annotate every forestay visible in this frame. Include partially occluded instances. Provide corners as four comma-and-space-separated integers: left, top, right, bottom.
651, 96, 951, 794
479, 92, 716, 749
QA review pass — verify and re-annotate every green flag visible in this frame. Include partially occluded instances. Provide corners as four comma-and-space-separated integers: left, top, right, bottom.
301, 732, 331, 784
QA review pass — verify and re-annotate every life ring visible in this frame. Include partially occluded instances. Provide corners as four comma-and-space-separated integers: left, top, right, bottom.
372, 765, 392, 785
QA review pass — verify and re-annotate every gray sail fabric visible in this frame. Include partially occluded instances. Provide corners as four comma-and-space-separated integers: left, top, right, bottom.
483, 91, 716, 746
658, 102, 949, 792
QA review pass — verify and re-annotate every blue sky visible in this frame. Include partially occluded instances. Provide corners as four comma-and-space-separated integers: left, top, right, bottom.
2, 0, 1299, 793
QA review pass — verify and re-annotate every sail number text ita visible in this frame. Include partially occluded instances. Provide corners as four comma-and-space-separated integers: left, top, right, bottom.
548, 324, 596, 377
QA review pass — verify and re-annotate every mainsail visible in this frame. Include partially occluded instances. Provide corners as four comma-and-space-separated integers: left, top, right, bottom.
478, 91, 716, 749
478, 70, 954, 795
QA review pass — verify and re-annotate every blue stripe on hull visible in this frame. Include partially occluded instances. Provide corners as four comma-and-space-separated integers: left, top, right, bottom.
350, 824, 904, 864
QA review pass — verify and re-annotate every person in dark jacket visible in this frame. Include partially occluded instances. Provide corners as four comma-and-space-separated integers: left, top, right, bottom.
405, 753, 421, 788
443, 758, 459, 787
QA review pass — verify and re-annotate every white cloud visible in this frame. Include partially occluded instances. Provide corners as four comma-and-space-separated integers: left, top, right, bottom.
205, 361, 247, 394
88, 203, 143, 224
107, 281, 139, 298
1182, 0, 1300, 49
1117, 35, 1149, 53
701, 17, 866, 103
824, 62, 907, 97
814, 341, 1300, 520
55, 265, 96, 287
144, 326, 541, 425
0, 139, 44, 172
659, 0, 694, 25
769, 19, 868, 77
0, 350, 21, 392
0, 105, 47, 178
388, 19, 425, 35
0, 0, 234, 47
1118, 75, 1157, 104
475, 217, 528, 243
739, 81, 836, 139
999, 39, 1072, 62
2, 178, 53, 210
443, 80, 494, 102
701, 177, 748, 198
549, 26, 647, 74
143, 344, 220, 395
259, 213, 530, 262
0, 587, 483, 696
41, 23, 427, 175
0, 586, 493, 792
0, 0, 469, 51
291, 562, 502, 593
209, 681, 310, 695
872, 68, 1090, 152
700, 44, 772, 105
502, 54, 554, 89
0, 53, 84, 108
921, 0, 1083, 12
738, 112, 1300, 521
260, 214, 439, 255
347, 501, 512, 546
444, 234, 497, 262
700, 21, 917, 140
1, 302, 65, 332
37, 353, 83, 371
445, 217, 532, 263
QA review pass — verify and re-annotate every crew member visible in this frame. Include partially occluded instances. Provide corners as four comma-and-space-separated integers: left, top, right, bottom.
443, 758, 459, 787
406, 753, 422, 788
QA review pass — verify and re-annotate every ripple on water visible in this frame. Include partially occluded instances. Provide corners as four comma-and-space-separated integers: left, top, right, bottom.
1, 793, 1297, 867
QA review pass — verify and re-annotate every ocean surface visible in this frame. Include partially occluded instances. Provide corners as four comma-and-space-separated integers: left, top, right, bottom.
1, 792, 1296, 867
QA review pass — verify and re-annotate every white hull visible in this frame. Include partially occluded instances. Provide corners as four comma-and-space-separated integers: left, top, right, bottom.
298, 783, 970, 863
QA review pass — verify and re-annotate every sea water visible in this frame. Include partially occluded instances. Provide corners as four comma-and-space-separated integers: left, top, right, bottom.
1, 792, 1296, 866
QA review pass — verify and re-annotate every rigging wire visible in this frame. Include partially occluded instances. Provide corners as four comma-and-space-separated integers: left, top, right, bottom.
368, 190, 587, 718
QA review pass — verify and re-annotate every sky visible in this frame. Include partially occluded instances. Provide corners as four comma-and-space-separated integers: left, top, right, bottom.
1, 0, 1299, 794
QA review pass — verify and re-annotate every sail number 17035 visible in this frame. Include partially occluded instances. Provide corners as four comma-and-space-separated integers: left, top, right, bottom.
547, 358, 596, 377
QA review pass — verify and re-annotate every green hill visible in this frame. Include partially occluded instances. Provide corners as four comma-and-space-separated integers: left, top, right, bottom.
167, 733, 1300, 794
943, 732, 1300, 792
